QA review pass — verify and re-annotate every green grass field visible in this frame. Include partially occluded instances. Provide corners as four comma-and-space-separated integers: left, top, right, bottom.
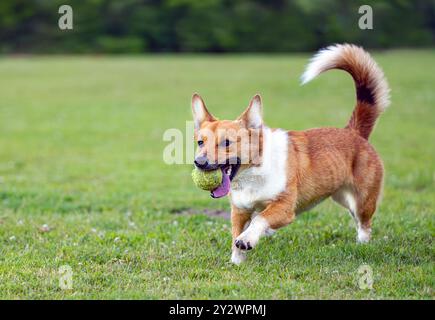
0, 51, 434, 299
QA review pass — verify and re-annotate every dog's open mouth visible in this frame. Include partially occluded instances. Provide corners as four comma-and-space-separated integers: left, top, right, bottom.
210, 161, 240, 199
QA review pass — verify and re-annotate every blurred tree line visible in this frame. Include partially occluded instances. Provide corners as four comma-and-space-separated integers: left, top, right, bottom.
0, 0, 433, 53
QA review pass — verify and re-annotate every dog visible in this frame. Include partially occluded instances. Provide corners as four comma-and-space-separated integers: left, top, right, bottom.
191, 44, 390, 265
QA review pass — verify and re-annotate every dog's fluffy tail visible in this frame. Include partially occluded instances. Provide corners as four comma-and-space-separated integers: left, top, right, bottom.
301, 44, 390, 139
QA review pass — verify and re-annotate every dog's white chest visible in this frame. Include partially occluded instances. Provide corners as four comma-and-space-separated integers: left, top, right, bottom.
230, 174, 272, 210
230, 128, 289, 211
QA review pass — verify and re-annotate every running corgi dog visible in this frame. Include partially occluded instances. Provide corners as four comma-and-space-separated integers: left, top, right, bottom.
191, 44, 390, 265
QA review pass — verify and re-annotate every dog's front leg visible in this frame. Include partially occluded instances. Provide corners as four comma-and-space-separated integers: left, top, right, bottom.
230, 206, 252, 265
235, 201, 295, 251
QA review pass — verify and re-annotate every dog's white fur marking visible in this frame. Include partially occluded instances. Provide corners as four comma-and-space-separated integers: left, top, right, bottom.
333, 187, 357, 220
230, 127, 288, 210
343, 192, 357, 217
235, 215, 269, 249
300, 45, 345, 85
301, 44, 390, 111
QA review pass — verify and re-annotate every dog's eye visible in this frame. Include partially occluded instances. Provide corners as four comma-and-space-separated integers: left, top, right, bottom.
197, 140, 204, 147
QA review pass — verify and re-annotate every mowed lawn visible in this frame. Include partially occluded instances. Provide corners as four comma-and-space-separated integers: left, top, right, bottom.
0, 51, 433, 299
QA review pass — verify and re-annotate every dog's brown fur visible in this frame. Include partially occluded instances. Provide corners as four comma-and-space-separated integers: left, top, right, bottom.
191, 44, 390, 263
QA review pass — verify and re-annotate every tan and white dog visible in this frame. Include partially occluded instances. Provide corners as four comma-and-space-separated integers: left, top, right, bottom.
191, 44, 390, 265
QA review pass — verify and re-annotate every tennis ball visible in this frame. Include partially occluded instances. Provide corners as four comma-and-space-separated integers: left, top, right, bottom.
191, 167, 222, 191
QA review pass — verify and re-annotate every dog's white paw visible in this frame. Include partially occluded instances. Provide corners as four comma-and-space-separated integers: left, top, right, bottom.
235, 228, 261, 250
234, 216, 268, 251
231, 249, 246, 265
357, 227, 371, 243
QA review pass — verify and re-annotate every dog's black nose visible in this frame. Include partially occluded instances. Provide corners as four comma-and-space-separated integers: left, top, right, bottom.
194, 155, 208, 169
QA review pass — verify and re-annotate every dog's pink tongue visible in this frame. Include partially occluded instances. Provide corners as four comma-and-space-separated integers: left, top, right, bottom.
211, 170, 230, 198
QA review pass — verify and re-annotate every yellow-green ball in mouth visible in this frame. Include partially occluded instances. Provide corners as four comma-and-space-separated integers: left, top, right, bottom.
191, 167, 222, 191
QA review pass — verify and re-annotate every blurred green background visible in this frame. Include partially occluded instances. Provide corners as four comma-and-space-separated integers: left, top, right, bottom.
0, 0, 433, 54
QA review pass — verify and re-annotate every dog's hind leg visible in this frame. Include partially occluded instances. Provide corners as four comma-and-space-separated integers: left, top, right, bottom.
352, 152, 384, 243
332, 186, 378, 243
333, 172, 383, 243
353, 182, 383, 243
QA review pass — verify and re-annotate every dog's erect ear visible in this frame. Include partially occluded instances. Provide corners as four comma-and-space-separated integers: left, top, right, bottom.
237, 94, 263, 129
192, 93, 216, 129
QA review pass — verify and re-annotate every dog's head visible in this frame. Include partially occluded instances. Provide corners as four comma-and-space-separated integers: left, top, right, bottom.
191, 94, 264, 198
